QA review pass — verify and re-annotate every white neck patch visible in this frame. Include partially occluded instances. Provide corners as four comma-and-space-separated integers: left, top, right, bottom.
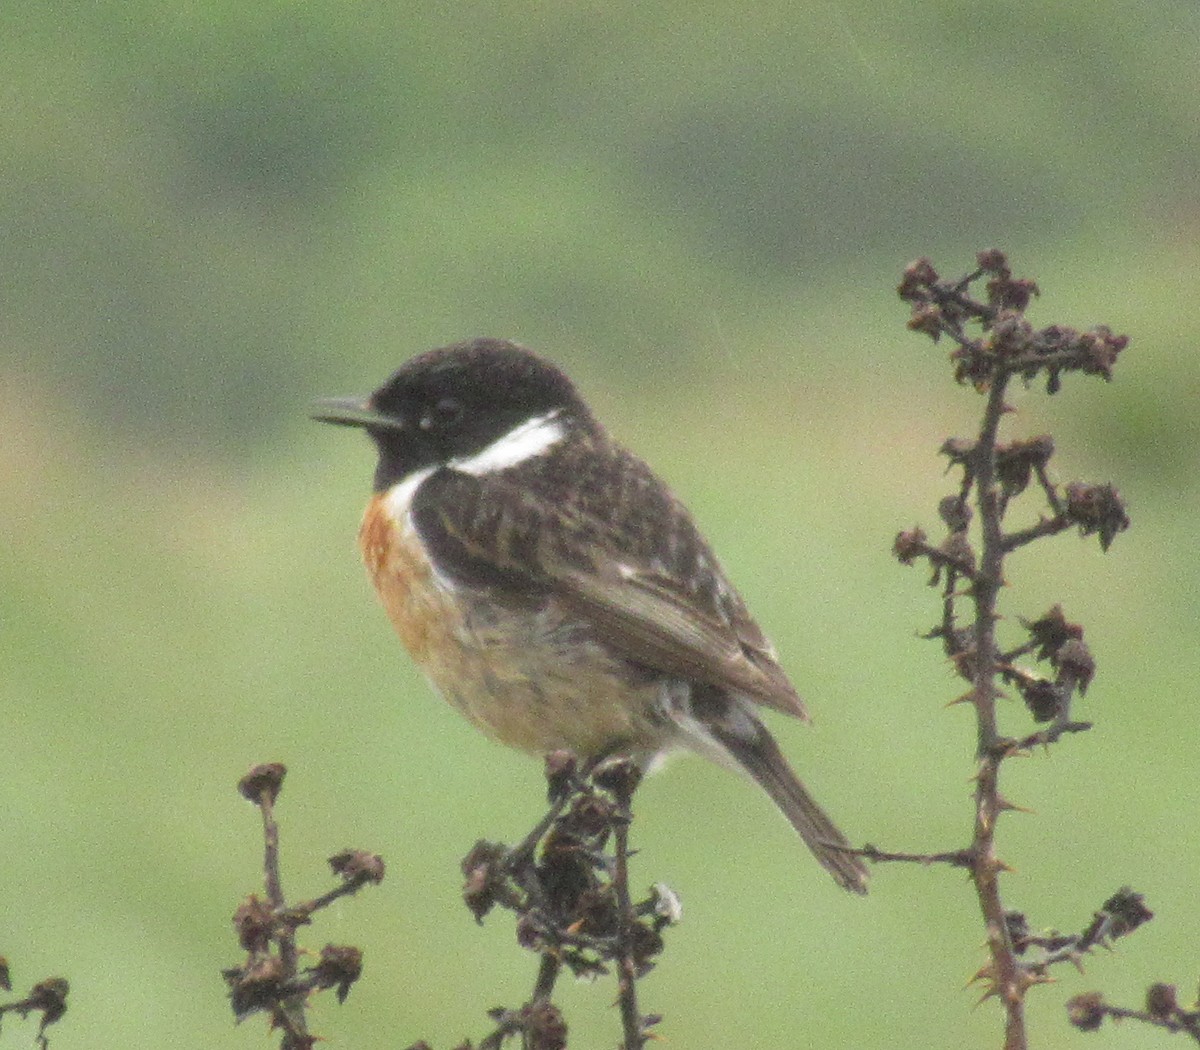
451, 410, 566, 476
382, 465, 436, 519
381, 409, 566, 524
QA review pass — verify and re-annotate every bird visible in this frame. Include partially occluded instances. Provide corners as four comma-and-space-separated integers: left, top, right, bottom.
313, 337, 868, 893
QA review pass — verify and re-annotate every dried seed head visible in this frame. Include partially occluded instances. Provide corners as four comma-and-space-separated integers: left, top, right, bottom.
1065, 483, 1130, 551
907, 302, 945, 340
1017, 676, 1062, 723
1056, 638, 1096, 695
938, 495, 972, 533
25, 978, 70, 1028
987, 275, 1039, 313
328, 850, 386, 887
232, 894, 275, 952
1146, 983, 1178, 1019
898, 257, 940, 300
1023, 605, 1083, 662
522, 999, 568, 1050
995, 435, 1054, 499
649, 883, 684, 927
893, 527, 927, 565
591, 756, 642, 800
238, 763, 287, 806
460, 840, 506, 923
226, 955, 285, 1021
1066, 992, 1106, 1031
1102, 887, 1153, 939
314, 944, 363, 1003
976, 248, 1009, 275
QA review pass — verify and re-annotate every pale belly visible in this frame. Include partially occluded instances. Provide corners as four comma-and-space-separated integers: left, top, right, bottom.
359, 495, 666, 758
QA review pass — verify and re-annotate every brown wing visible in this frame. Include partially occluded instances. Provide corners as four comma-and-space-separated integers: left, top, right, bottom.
410, 453, 808, 720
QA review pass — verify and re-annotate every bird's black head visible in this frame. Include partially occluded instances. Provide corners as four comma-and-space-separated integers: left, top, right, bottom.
313, 338, 591, 491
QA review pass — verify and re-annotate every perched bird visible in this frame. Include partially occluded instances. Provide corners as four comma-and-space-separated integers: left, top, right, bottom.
314, 338, 868, 893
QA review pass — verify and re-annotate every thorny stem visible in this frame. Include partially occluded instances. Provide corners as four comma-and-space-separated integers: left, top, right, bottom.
1001, 515, 1072, 552
897, 252, 1136, 1049
1089, 1004, 1200, 1044
1013, 720, 1092, 750
1001, 461, 1071, 552
970, 375, 1009, 758
464, 757, 670, 1050
259, 791, 309, 1046
300, 878, 373, 914
502, 753, 601, 881
505, 791, 574, 873
611, 783, 644, 1050
836, 843, 973, 867
531, 952, 561, 1003
499, 757, 594, 923
969, 372, 1027, 1050
974, 758, 1027, 1050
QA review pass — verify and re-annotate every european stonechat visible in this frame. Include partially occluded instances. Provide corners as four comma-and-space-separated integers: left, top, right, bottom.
314, 338, 868, 893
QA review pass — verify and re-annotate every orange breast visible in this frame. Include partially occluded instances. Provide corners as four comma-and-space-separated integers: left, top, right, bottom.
359, 493, 459, 666
357, 492, 666, 758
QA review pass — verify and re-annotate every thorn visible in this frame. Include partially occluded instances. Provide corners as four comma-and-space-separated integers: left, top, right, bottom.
996, 794, 1035, 815
1022, 970, 1055, 991
973, 986, 1001, 1007
967, 963, 995, 987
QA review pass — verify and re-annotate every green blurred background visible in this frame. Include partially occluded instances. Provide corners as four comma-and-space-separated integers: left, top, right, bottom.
3, 2, 1197, 1047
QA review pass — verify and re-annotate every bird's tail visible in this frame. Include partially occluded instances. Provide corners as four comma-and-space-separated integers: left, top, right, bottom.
676, 696, 869, 894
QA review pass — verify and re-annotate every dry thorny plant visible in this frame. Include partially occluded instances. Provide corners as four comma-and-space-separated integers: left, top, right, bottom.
225, 762, 385, 1049
222, 253, 1192, 1050
0, 963, 68, 1050
226, 756, 672, 1050
856, 249, 1181, 1050
408, 753, 678, 1050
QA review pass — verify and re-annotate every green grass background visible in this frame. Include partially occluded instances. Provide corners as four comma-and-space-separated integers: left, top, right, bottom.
3, 2, 1198, 1047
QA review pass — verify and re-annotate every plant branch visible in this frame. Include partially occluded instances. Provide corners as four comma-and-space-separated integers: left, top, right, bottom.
827, 842, 973, 868
889, 251, 1138, 1049
603, 762, 647, 1050
451, 753, 672, 1050
227, 764, 382, 1048
0, 975, 69, 1050
1068, 984, 1200, 1044
256, 772, 309, 1046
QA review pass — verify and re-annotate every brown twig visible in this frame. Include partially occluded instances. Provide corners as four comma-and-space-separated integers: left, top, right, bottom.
596, 759, 648, 1050
0, 975, 69, 1050
448, 753, 672, 1050
256, 767, 309, 1045
965, 372, 1031, 1048
827, 842, 973, 868
226, 763, 383, 1048
1067, 984, 1200, 1044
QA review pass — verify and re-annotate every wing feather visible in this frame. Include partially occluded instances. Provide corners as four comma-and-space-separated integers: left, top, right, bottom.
411, 462, 808, 719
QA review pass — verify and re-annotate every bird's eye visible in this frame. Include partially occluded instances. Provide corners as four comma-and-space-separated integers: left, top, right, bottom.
419, 397, 464, 430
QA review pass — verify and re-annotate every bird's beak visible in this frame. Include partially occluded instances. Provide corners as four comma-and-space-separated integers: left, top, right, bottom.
311, 396, 404, 431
